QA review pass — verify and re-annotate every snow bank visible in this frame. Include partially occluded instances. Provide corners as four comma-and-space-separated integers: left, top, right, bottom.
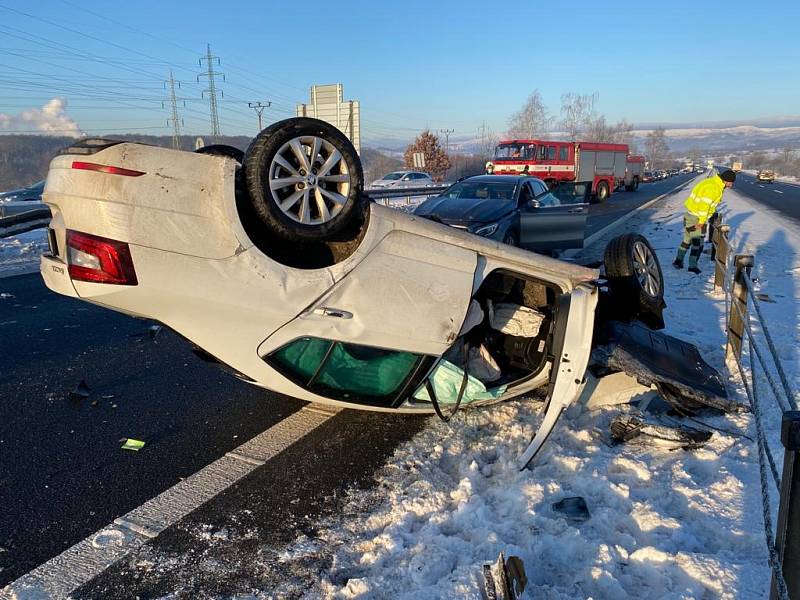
0, 229, 47, 278
266, 184, 798, 599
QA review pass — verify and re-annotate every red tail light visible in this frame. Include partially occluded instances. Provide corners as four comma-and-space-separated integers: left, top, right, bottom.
71, 161, 145, 177
66, 230, 138, 285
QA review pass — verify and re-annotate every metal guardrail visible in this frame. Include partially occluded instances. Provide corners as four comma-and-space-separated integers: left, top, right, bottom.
710, 214, 800, 600
365, 185, 448, 205
0, 207, 52, 238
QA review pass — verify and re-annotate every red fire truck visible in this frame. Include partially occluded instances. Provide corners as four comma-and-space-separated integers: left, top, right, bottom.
487, 140, 644, 203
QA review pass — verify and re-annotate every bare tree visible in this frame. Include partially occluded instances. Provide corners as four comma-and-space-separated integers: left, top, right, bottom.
559, 92, 598, 140
644, 127, 670, 169
507, 90, 551, 139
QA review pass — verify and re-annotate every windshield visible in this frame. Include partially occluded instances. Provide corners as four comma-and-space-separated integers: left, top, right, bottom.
494, 143, 535, 160
442, 180, 517, 201
382, 172, 404, 180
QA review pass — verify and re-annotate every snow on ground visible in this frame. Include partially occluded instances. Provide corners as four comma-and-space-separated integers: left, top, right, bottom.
0, 228, 47, 278
259, 183, 798, 599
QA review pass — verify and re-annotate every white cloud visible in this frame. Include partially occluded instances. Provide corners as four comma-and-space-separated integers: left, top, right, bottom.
0, 97, 82, 137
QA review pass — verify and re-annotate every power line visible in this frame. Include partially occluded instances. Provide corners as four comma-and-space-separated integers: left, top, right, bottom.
439, 128, 454, 155
247, 101, 271, 131
164, 70, 183, 150
197, 44, 224, 139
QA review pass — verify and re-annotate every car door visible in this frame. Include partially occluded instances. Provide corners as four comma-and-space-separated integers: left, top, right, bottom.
518, 180, 589, 252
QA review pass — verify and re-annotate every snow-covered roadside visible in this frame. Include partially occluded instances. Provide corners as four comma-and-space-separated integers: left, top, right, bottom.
0, 228, 47, 278
260, 185, 798, 599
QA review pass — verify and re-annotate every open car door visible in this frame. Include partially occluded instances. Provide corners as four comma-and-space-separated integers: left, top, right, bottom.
518, 181, 590, 253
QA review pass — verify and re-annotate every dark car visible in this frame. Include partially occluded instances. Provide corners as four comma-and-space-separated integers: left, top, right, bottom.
0, 180, 46, 218
413, 175, 589, 253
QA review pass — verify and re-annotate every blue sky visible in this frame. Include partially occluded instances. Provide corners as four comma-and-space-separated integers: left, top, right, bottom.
1, 0, 798, 143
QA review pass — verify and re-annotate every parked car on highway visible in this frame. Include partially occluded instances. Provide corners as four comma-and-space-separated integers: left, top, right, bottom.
757, 169, 775, 183
0, 180, 46, 218
412, 175, 589, 253
38, 117, 729, 466
369, 170, 433, 188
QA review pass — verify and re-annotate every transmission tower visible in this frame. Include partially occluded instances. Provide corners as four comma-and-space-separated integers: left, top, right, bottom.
163, 70, 184, 150
439, 128, 454, 155
248, 101, 271, 131
197, 44, 224, 139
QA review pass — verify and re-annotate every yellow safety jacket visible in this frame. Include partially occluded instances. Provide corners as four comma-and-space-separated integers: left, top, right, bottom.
684, 175, 725, 224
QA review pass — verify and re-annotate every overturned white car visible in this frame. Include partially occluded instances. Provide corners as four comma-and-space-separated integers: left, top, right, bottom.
38, 118, 729, 468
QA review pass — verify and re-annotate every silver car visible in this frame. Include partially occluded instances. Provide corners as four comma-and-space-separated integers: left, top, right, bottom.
370, 170, 433, 189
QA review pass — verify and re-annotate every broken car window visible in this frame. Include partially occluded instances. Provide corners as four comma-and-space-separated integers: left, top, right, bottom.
271, 337, 422, 402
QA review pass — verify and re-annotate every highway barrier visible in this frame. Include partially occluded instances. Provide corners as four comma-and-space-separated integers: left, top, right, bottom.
711, 213, 800, 600
0, 207, 51, 239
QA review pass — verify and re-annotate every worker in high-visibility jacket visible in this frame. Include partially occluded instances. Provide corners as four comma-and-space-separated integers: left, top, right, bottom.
673, 169, 736, 274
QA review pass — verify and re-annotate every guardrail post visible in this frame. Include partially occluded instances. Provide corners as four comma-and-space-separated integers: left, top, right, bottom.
714, 225, 731, 292
726, 254, 754, 361
708, 212, 720, 254
771, 411, 800, 600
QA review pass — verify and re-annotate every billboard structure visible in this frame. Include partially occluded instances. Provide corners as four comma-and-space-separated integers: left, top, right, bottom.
296, 84, 361, 153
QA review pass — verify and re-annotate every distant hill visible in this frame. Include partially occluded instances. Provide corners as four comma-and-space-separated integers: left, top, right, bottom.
0, 134, 251, 192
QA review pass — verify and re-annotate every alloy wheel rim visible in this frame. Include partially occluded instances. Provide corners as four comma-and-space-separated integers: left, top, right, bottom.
268, 135, 351, 225
632, 240, 660, 298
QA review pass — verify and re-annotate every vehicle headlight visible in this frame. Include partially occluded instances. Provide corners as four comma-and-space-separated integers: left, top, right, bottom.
474, 223, 499, 237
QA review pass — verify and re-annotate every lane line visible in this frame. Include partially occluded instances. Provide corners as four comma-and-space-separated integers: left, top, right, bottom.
774, 190, 784, 194
1, 403, 340, 600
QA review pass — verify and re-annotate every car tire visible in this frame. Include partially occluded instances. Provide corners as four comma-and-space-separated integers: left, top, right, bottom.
195, 144, 245, 163
503, 230, 518, 247
243, 117, 365, 242
595, 181, 609, 203
604, 233, 664, 318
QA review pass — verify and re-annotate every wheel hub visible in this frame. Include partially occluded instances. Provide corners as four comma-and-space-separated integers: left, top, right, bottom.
632, 240, 661, 298
267, 135, 352, 225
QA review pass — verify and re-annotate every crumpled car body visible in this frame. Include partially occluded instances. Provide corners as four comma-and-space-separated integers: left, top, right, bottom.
38, 135, 726, 467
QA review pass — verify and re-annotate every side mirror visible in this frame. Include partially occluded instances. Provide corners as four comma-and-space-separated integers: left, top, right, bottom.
529, 199, 541, 209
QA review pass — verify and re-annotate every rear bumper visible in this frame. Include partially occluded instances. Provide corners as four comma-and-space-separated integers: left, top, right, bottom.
40, 254, 78, 298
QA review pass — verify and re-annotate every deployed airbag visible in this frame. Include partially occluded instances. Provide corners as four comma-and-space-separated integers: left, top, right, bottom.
414, 360, 506, 405
488, 301, 545, 338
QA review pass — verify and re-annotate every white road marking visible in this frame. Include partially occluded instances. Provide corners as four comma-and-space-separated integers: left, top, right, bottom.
774, 190, 784, 194
1, 404, 340, 600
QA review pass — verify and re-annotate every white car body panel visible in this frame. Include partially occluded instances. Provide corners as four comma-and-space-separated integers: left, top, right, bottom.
40, 142, 601, 420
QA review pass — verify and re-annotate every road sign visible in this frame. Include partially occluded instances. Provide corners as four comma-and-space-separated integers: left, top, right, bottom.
412, 152, 426, 168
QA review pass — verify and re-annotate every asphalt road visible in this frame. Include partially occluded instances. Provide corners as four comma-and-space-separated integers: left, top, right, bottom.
727, 170, 800, 227
0, 174, 695, 588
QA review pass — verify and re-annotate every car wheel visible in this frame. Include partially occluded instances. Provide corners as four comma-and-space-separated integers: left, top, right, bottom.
195, 144, 244, 163
604, 233, 664, 318
503, 230, 518, 247
632, 176, 639, 191
244, 117, 365, 242
595, 181, 609, 203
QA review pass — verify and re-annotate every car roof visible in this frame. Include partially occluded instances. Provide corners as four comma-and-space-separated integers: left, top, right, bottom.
456, 175, 541, 185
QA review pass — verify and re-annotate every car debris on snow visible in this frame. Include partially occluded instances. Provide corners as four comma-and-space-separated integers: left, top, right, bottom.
552, 496, 592, 523
610, 414, 713, 450
481, 552, 527, 600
